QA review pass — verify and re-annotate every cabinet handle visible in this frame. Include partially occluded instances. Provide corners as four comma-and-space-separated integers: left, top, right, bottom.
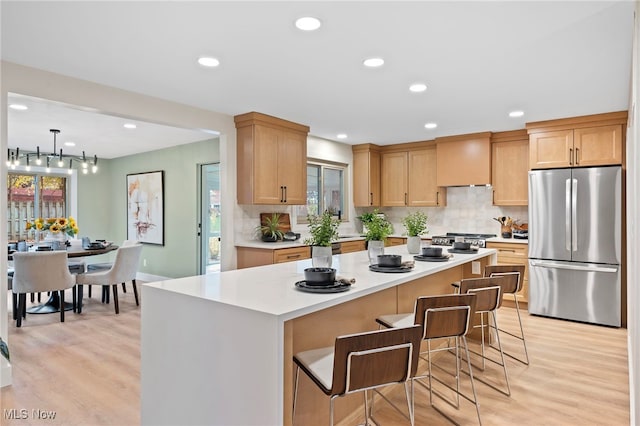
436, 191, 439, 206
286, 254, 301, 259
575, 147, 580, 165
492, 190, 495, 205
404, 193, 408, 205
370, 192, 373, 206
569, 148, 573, 165
498, 249, 517, 253
280, 186, 284, 203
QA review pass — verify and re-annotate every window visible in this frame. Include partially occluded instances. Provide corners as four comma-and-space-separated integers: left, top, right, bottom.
297, 161, 348, 222
7, 172, 68, 240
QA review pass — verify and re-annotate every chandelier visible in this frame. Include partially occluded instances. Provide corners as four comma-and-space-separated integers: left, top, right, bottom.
6, 129, 98, 174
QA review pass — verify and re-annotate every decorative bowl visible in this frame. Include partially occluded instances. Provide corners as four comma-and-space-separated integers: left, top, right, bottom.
421, 246, 443, 257
304, 267, 336, 286
377, 254, 402, 267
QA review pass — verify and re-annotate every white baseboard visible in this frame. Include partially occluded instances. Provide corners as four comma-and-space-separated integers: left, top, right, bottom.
137, 272, 170, 283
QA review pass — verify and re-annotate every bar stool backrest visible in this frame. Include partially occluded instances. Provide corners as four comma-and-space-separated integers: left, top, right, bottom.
459, 276, 506, 312
484, 264, 525, 294
413, 294, 477, 340
331, 325, 422, 396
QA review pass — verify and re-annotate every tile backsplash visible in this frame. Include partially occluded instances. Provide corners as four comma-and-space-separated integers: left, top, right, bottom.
235, 186, 528, 242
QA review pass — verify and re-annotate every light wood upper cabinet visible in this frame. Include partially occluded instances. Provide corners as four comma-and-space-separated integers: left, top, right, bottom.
491, 130, 529, 206
527, 111, 626, 170
235, 112, 309, 205
352, 144, 381, 207
380, 143, 445, 207
436, 132, 492, 186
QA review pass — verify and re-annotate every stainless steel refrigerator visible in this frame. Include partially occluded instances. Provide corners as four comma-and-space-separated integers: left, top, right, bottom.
528, 166, 621, 327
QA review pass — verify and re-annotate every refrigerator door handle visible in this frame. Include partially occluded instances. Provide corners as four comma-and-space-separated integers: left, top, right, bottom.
530, 260, 618, 273
565, 178, 571, 251
572, 178, 578, 252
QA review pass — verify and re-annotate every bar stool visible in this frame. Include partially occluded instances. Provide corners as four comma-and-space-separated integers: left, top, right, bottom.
292, 325, 423, 426
484, 264, 529, 365
457, 277, 511, 396
376, 294, 482, 425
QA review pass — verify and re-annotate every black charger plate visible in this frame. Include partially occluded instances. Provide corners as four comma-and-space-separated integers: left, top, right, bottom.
414, 255, 450, 262
295, 280, 351, 293
369, 264, 414, 273
448, 248, 479, 254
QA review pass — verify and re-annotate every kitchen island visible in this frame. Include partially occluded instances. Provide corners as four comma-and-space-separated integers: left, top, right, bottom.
141, 245, 496, 426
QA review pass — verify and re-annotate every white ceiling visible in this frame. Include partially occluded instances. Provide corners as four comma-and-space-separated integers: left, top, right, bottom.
1, 1, 635, 159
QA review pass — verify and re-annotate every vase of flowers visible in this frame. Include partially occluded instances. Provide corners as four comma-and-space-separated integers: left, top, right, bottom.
401, 210, 429, 254
304, 211, 340, 267
27, 216, 79, 244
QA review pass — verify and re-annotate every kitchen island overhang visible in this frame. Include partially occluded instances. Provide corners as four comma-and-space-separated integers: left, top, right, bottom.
141, 246, 497, 426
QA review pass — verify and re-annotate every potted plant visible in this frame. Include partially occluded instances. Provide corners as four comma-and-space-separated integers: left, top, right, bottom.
304, 211, 340, 267
256, 213, 285, 242
402, 210, 429, 254
362, 209, 393, 264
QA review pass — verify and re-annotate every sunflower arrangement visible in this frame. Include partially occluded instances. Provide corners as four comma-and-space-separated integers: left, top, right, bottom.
26, 216, 79, 237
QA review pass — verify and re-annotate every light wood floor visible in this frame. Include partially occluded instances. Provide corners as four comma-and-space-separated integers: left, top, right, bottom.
2, 291, 630, 426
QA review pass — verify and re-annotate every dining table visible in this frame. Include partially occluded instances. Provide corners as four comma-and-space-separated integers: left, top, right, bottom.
9, 244, 119, 314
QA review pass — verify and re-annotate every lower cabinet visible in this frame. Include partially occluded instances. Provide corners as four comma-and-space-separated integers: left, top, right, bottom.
237, 246, 310, 269
385, 237, 406, 247
340, 240, 366, 254
486, 242, 529, 306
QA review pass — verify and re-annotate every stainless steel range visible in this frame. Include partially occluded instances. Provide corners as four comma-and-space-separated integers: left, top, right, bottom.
430, 232, 496, 248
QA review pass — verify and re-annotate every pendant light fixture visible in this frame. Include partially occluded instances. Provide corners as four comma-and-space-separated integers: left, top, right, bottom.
6, 129, 98, 174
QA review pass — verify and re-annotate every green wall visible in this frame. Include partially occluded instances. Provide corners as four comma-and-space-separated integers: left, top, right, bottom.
77, 138, 220, 279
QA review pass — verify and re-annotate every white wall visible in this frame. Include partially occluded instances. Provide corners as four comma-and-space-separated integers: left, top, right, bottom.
628, 2, 639, 424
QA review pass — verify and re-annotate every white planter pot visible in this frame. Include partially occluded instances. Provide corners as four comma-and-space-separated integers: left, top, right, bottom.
311, 246, 332, 268
407, 236, 421, 254
367, 240, 385, 265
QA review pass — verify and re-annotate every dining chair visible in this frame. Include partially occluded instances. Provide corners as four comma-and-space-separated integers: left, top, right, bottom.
76, 244, 143, 314
376, 294, 482, 425
11, 251, 77, 327
293, 325, 423, 426
86, 239, 138, 297
484, 264, 529, 365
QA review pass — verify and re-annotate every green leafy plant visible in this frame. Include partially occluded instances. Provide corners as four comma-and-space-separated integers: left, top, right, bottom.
256, 213, 285, 241
402, 210, 429, 237
363, 208, 393, 241
304, 210, 340, 247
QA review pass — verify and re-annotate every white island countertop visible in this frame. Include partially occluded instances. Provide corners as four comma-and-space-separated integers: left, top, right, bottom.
144, 245, 496, 321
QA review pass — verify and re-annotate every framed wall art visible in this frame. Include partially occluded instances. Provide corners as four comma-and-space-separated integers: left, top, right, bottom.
127, 170, 165, 245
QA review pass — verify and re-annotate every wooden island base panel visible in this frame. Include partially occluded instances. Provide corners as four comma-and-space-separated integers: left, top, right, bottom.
141, 246, 495, 426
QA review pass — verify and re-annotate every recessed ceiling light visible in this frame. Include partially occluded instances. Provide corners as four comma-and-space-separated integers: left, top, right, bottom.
363, 57, 385, 68
64, 141, 76, 147
336, 134, 347, 139
123, 123, 137, 129
9, 104, 28, 110
198, 56, 220, 67
409, 83, 427, 93
509, 110, 524, 118
424, 123, 438, 129
295, 17, 321, 31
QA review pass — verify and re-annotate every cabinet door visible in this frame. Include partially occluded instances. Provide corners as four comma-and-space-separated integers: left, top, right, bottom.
253, 125, 283, 204
407, 147, 442, 206
492, 140, 529, 206
529, 130, 573, 169
386, 237, 406, 246
487, 242, 529, 304
573, 125, 622, 166
273, 246, 310, 263
340, 240, 366, 253
381, 152, 408, 206
278, 130, 307, 204
353, 149, 380, 207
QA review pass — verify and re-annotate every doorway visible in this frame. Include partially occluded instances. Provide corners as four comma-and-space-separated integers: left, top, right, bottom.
199, 163, 221, 274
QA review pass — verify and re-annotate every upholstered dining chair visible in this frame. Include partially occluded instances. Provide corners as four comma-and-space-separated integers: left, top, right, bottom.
86, 239, 138, 297
11, 251, 76, 327
293, 325, 423, 426
76, 243, 143, 314
376, 294, 482, 425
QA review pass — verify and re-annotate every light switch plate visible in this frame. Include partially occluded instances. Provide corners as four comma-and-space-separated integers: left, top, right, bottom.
472, 261, 480, 275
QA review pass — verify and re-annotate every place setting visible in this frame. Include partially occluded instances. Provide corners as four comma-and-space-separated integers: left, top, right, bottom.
369, 254, 415, 273
294, 267, 355, 293
414, 245, 453, 262
447, 240, 480, 254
